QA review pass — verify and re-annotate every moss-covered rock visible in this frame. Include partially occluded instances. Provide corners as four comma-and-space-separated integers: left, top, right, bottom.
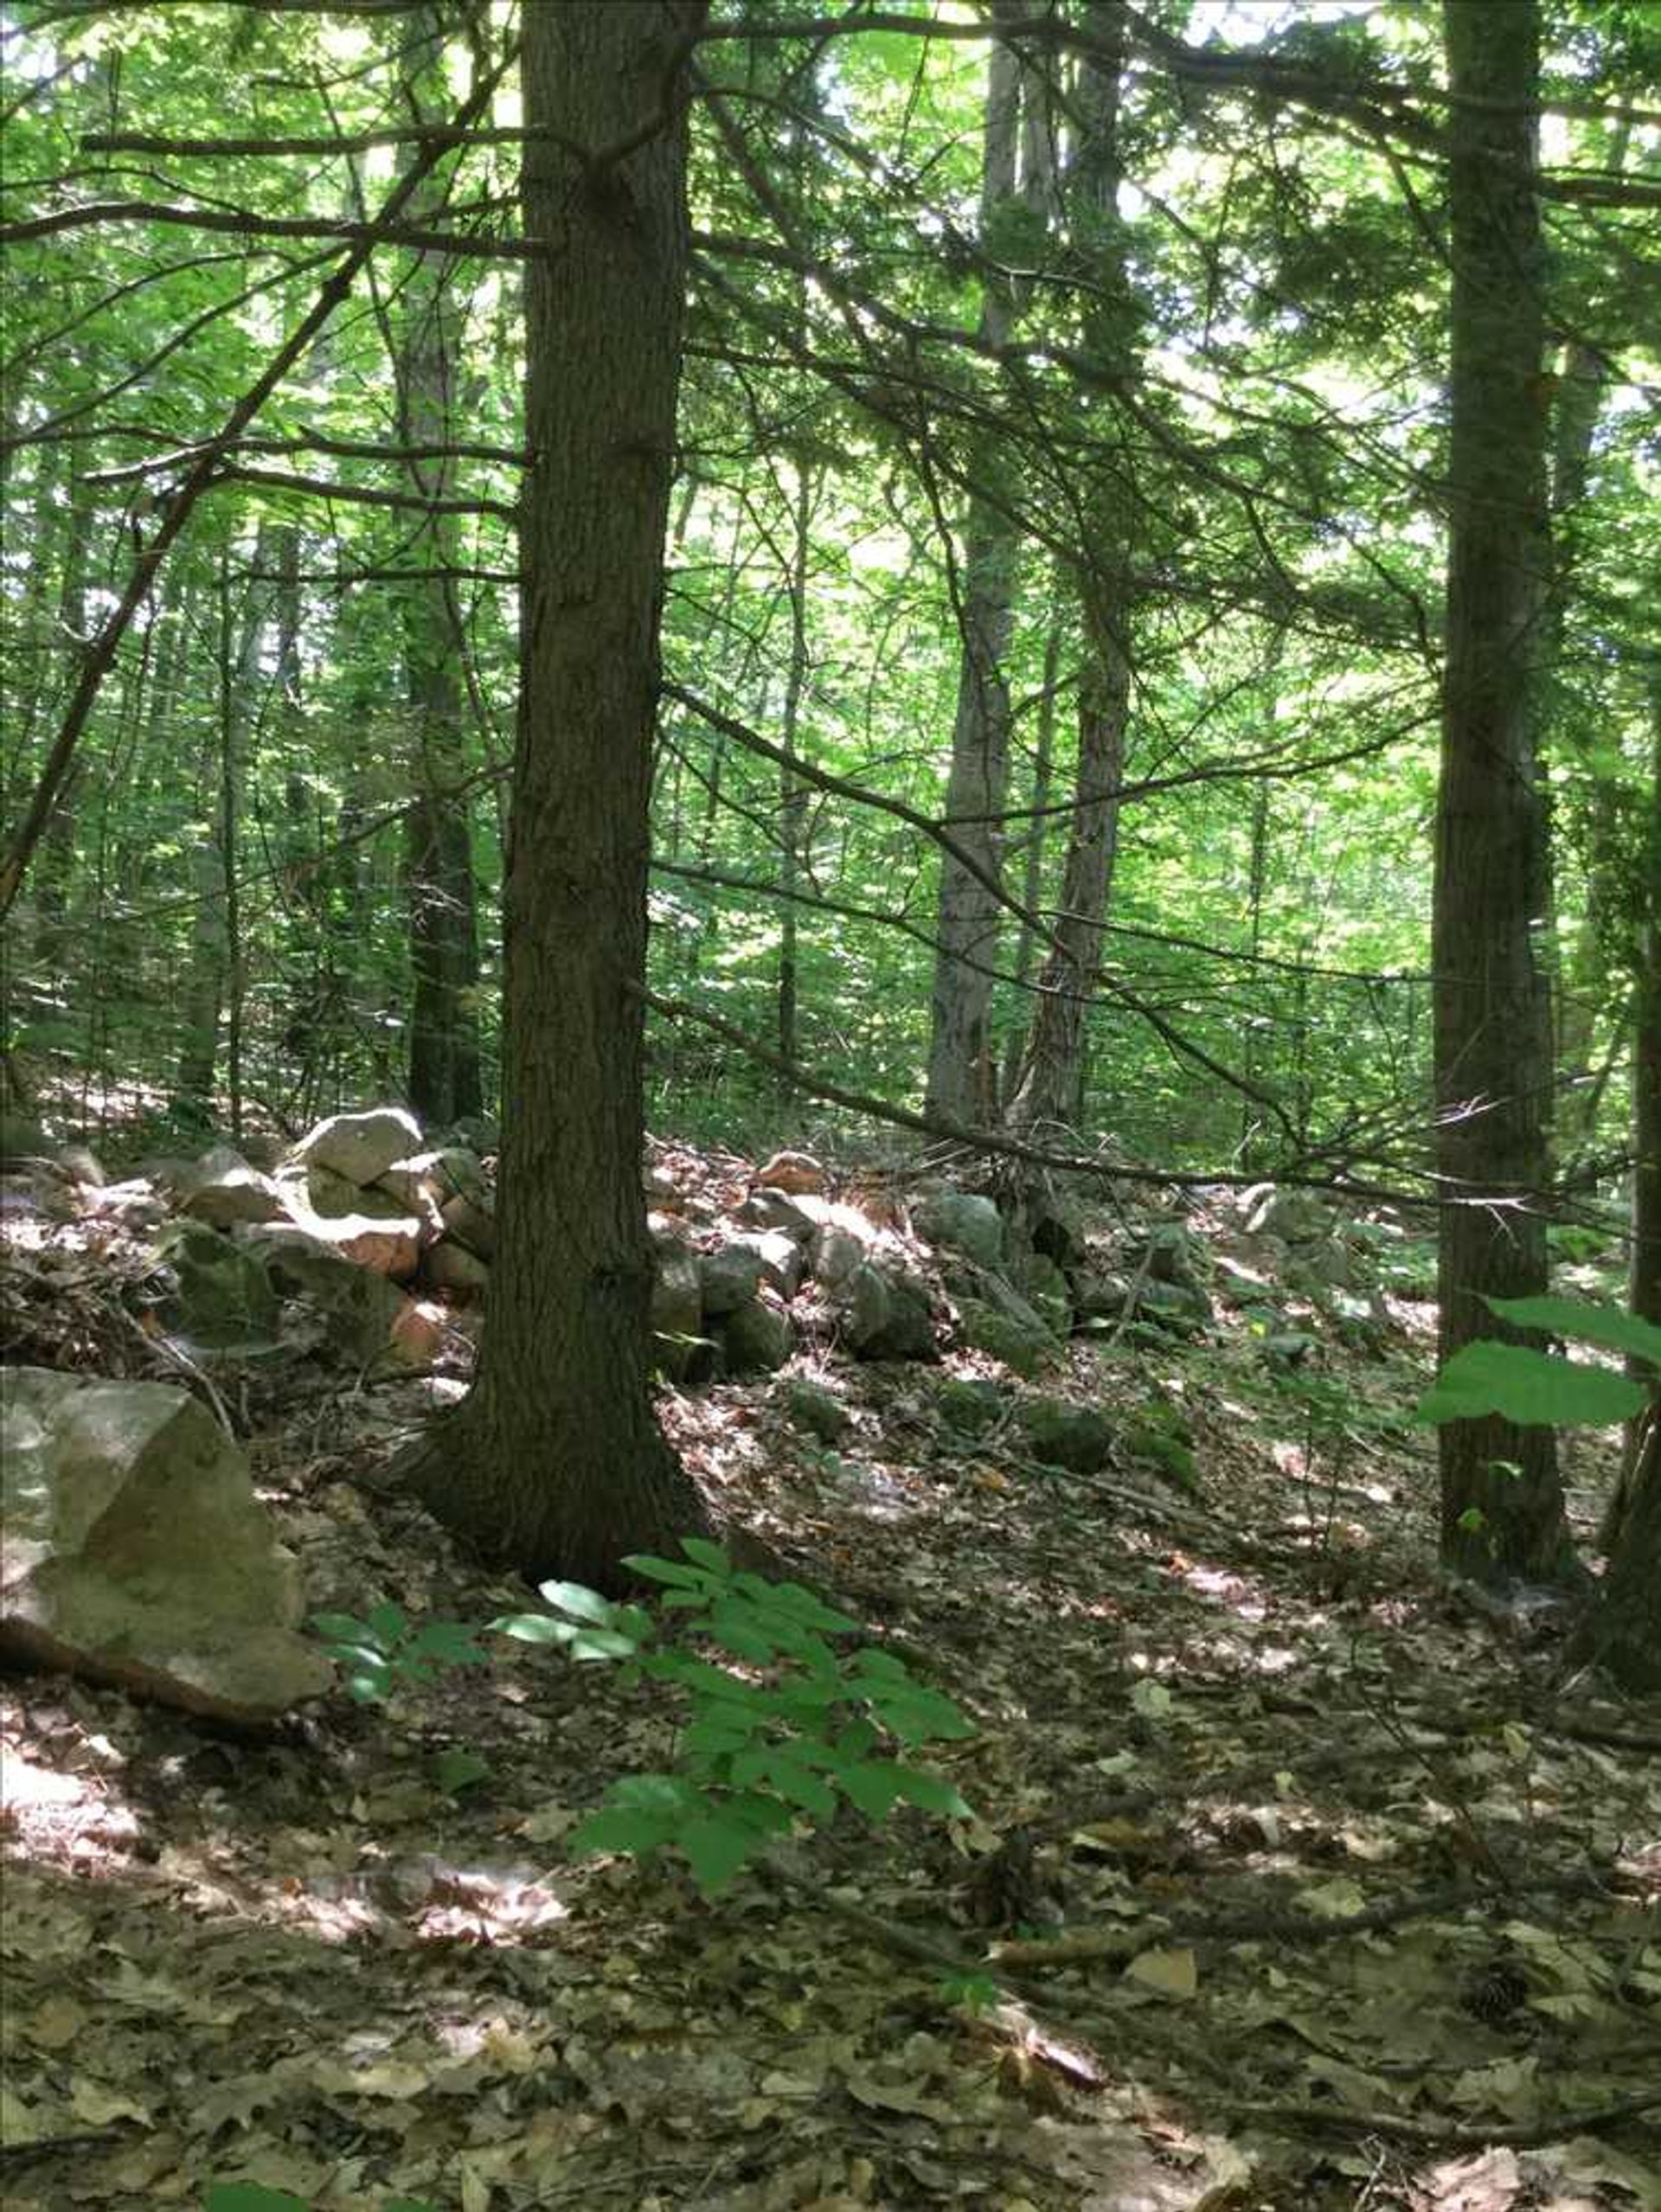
937, 1377, 1004, 1435
780, 1378, 851, 1442
1018, 1398, 1113, 1474
956, 1298, 1059, 1378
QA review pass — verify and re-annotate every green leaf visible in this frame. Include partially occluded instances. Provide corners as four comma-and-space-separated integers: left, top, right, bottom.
678, 1536, 734, 1576
537, 1580, 618, 1626
410, 1620, 488, 1664
570, 1805, 676, 1861
490, 1612, 578, 1645
366, 1601, 406, 1645
837, 1760, 907, 1818
888, 1766, 972, 1817
310, 1612, 371, 1645
1417, 1340, 1645, 1427
1484, 1295, 1661, 1372
566, 1626, 645, 1662
678, 1811, 764, 1893
624, 1555, 713, 1592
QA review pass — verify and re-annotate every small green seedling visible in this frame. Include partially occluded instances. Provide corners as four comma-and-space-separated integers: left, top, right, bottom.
495, 1538, 975, 1895
310, 1601, 489, 1703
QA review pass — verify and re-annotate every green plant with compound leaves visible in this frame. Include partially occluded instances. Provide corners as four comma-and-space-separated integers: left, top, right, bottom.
495, 1538, 974, 1895
310, 1601, 489, 1704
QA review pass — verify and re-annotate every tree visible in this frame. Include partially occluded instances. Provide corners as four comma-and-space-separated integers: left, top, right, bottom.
409, 0, 715, 1588
1431, 0, 1576, 1586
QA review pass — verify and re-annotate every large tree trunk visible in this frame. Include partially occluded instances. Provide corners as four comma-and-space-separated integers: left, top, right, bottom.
412, 0, 712, 1591
1433, 0, 1574, 1585
1008, 0, 1131, 1140
1575, 1413, 1659, 1693
924, 10, 1042, 1125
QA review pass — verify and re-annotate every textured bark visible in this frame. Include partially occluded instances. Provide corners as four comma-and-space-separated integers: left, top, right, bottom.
398, 3, 482, 1131
1433, 0, 1574, 1584
1008, 0, 1131, 1139
1576, 1413, 1659, 1692
925, 13, 1042, 1125
413, 0, 712, 1590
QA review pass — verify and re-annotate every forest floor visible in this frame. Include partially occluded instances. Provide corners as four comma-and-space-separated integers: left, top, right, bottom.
3, 1138, 1658, 2212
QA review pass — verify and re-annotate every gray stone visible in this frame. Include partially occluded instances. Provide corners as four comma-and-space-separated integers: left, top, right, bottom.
177, 1145, 288, 1230
651, 1230, 706, 1381
810, 1222, 868, 1292
1242, 1185, 1333, 1245
448, 1114, 499, 1155
837, 1261, 891, 1350
780, 1379, 851, 1442
439, 1189, 496, 1259
937, 1378, 1004, 1435
1018, 1398, 1113, 1474
57, 1144, 105, 1187
857, 1270, 937, 1362
1144, 1222, 1205, 1292
1302, 1236, 1353, 1288
1012, 1252, 1073, 1336
913, 1187, 1004, 1271
243, 1228, 424, 1368
1073, 1271, 1131, 1323
430, 1146, 488, 1208
1135, 1279, 1210, 1335
700, 1242, 766, 1316
730, 1230, 805, 1300
375, 1150, 449, 1210
160, 1219, 285, 1350
955, 1297, 1059, 1379
305, 1164, 413, 1223
0, 1368, 333, 1725
734, 1189, 818, 1241
424, 1240, 491, 1299
294, 1106, 422, 1189
718, 1298, 794, 1375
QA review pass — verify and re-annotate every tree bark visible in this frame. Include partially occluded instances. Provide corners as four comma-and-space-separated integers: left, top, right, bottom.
397, 2, 482, 1132
925, 9, 1042, 1125
1433, 0, 1574, 1585
1007, 0, 1131, 1140
411, 0, 713, 1591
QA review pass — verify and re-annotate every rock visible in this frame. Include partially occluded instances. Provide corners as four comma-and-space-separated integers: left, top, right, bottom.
1143, 1222, 1205, 1292
1126, 1424, 1199, 1491
430, 1146, 488, 1208
243, 1228, 425, 1368
294, 1106, 422, 1189
1029, 1196, 1089, 1272
858, 1270, 937, 1361
0, 1367, 334, 1726
1073, 1271, 1131, 1323
734, 1189, 818, 1241
1242, 1185, 1332, 1245
1018, 1399, 1113, 1475
810, 1222, 868, 1292
159, 1219, 285, 1349
780, 1378, 851, 1442
57, 1144, 105, 1187
1134, 1279, 1209, 1336
728, 1229, 805, 1300
305, 1164, 414, 1223
423, 1240, 491, 1299
375, 1150, 449, 1210
700, 1242, 767, 1317
177, 1145, 287, 1230
718, 1297, 794, 1374
1011, 1252, 1072, 1337
651, 1230, 707, 1380
913, 1187, 1004, 1270
937, 1378, 1004, 1435
438, 1189, 496, 1259
86, 1178, 170, 1232
955, 1297, 1059, 1379
837, 1261, 892, 1350
756, 1150, 827, 1196
1301, 1236, 1352, 1289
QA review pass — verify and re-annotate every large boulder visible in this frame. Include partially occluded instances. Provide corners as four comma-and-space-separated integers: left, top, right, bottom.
294, 1107, 422, 1189
955, 1296, 1059, 1379
700, 1242, 767, 1317
840, 1264, 937, 1361
0, 1368, 333, 1725
242, 1228, 434, 1369
422, 1240, 491, 1300
176, 1145, 287, 1231
718, 1297, 794, 1375
1242, 1185, 1333, 1246
438, 1189, 496, 1260
157, 1219, 285, 1350
651, 1229, 707, 1381
755, 1151, 827, 1196
913, 1187, 1004, 1271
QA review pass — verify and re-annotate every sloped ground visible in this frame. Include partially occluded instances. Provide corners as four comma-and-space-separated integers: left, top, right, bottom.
3, 1145, 1658, 2212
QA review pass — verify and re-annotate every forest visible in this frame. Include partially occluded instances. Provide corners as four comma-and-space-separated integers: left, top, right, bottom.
1, 0, 1658, 2207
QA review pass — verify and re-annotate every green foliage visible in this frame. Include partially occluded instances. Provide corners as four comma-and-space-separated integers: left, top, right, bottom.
495, 1539, 974, 1895
1417, 1295, 1659, 1430
309, 1604, 489, 1705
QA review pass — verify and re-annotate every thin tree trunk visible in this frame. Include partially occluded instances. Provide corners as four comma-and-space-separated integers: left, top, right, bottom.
398, 2, 482, 1131
1002, 615, 1061, 1104
413, 0, 714, 1590
925, 6, 1044, 1125
1433, 0, 1574, 1586
777, 460, 814, 1089
1008, 0, 1132, 1139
